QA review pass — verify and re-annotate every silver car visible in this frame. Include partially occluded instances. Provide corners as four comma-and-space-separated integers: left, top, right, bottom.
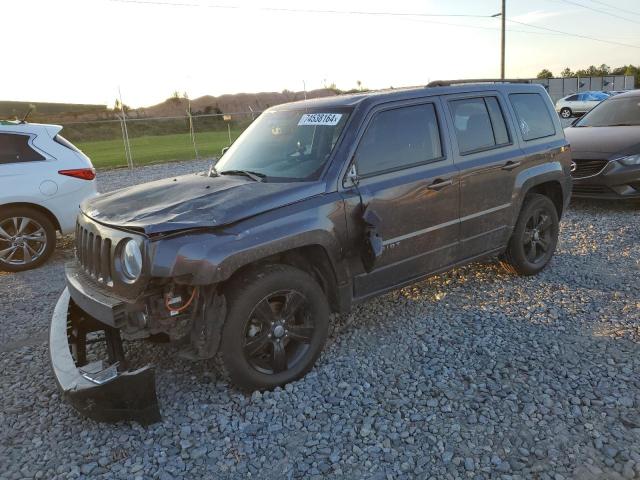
555, 91, 609, 118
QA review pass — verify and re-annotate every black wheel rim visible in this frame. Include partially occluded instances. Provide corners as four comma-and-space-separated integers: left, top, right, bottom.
242, 290, 314, 375
0, 216, 47, 266
522, 208, 553, 264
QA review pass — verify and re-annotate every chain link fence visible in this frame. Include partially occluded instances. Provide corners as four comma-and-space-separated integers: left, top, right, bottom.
58, 112, 258, 169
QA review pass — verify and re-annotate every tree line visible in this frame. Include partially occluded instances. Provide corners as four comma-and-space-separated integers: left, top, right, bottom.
536, 64, 640, 85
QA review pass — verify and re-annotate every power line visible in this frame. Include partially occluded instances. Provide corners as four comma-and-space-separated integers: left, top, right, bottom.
552, 0, 640, 25
107, 0, 491, 19
585, 0, 640, 16
107, 0, 640, 50
408, 17, 567, 36
508, 18, 640, 49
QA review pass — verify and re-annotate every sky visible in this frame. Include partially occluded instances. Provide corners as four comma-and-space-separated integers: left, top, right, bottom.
2, 0, 639, 108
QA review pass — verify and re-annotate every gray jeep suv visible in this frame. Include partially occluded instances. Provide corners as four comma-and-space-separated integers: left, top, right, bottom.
50, 80, 572, 423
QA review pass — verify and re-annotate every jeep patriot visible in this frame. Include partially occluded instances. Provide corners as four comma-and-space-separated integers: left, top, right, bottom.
50, 80, 572, 422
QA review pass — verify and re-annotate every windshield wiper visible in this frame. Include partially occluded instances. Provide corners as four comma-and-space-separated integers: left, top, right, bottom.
219, 169, 266, 182
608, 123, 640, 127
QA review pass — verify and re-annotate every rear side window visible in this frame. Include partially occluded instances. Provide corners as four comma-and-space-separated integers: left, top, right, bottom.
449, 97, 510, 154
355, 103, 442, 177
0, 133, 46, 164
509, 93, 556, 141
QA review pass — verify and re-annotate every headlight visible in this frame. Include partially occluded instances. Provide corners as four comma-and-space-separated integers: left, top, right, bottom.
617, 154, 640, 166
121, 239, 142, 281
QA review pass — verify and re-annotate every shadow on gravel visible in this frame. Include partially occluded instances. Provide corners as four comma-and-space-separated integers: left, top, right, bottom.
569, 198, 640, 213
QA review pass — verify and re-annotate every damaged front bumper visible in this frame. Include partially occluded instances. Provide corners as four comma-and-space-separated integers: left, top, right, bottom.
49, 288, 161, 424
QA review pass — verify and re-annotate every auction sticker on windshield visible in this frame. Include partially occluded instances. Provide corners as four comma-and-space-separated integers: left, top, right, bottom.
298, 113, 343, 126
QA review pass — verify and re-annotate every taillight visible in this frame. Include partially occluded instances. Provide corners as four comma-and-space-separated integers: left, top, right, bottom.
58, 168, 96, 181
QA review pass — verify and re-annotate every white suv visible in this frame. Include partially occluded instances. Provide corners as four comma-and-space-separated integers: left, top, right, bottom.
555, 91, 609, 118
0, 121, 97, 271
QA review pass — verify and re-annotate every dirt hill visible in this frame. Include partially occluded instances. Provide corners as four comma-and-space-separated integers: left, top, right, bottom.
136, 89, 338, 118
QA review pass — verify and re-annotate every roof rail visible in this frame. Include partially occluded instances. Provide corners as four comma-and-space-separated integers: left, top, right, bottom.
427, 79, 533, 88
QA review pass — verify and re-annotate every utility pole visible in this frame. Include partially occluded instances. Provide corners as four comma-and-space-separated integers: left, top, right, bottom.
492, 1, 506, 79
501, 0, 506, 79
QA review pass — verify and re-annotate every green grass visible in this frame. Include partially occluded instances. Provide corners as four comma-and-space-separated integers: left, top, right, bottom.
77, 129, 244, 169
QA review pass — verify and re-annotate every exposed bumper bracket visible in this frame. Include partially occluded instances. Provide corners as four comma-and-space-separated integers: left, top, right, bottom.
49, 288, 161, 424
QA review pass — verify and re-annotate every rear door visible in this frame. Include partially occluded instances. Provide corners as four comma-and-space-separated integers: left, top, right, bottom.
0, 132, 49, 202
345, 99, 460, 298
576, 93, 592, 113
443, 93, 522, 257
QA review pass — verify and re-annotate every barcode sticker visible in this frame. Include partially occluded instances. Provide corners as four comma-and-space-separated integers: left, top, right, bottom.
298, 113, 342, 126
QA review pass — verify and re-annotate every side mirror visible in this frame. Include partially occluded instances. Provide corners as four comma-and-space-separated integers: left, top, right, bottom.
221, 146, 230, 156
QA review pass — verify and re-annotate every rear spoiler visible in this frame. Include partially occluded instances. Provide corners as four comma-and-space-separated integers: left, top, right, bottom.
43, 124, 63, 139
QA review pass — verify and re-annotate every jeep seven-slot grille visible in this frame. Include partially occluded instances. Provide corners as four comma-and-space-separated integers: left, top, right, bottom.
75, 222, 113, 285
572, 159, 608, 178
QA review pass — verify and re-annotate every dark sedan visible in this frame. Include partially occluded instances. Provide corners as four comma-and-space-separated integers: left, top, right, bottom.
564, 90, 640, 199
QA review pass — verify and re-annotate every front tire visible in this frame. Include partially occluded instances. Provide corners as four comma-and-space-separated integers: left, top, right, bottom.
560, 107, 572, 119
0, 207, 56, 272
219, 264, 330, 391
503, 194, 559, 276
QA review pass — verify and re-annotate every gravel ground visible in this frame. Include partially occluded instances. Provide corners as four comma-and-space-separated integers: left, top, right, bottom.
1, 159, 640, 480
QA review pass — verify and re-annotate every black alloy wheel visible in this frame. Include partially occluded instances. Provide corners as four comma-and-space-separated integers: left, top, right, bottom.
522, 209, 554, 264
219, 264, 329, 391
243, 290, 315, 375
504, 193, 559, 276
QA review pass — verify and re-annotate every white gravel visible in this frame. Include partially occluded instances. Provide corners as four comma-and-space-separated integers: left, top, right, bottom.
1, 158, 639, 480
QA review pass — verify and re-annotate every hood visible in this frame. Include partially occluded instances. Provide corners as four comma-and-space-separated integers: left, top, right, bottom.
564, 126, 640, 157
82, 172, 324, 234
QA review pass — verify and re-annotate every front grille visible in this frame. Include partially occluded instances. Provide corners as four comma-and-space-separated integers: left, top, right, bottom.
572, 184, 611, 195
572, 159, 608, 178
75, 222, 113, 286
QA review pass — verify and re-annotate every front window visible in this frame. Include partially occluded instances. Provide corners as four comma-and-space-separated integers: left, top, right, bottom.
215, 108, 351, 181
575, 96, 640, 127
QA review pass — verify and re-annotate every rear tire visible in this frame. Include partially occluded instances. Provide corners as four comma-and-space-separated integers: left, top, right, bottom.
219, 264, 329, 391
560, 107, 572, 119
503, 194, 559, 276
0, 206, 56, 272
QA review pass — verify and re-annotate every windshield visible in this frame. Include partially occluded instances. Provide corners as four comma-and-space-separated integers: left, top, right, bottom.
215, 108, 351, 181
575, 96, 640, 127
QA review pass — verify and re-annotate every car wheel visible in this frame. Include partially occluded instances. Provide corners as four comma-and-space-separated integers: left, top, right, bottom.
219, 264, 329, 391
560, 107, 572, 118
503, 194, 559, 276
0, 207, 56, 272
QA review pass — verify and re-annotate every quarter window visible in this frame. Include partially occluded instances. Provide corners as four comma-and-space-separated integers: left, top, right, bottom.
509, 93, 556, 141
450, 97, 510, 154
355, 103, 442, 177
0, 133, 46, 164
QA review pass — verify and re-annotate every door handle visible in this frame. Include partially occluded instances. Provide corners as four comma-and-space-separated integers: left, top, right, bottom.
501, 160, 521, 171
427, 178, 453, 191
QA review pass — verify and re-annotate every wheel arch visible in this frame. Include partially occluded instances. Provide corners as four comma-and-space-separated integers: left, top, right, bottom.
513, 160, 570, 225
0, 201, 62, 232
525, 180, 564, 218
221, 244, 345, 314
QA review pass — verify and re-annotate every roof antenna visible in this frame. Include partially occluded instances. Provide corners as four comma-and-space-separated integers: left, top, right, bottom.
303, 80, 307, 101
19, 105, 34, 124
